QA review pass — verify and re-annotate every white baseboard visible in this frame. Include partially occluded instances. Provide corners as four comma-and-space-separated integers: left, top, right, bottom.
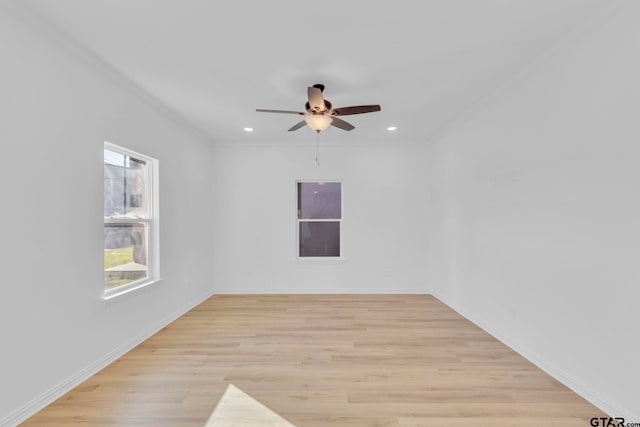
0, 289, 215, 427
211, 290, 430, 294
430, 290, 638, 423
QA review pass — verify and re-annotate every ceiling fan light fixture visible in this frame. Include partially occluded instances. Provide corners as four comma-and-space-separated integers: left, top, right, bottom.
305, 114, 332, 131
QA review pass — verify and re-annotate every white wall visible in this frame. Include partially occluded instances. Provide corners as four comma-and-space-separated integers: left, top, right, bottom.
211, 142, 430, 293
0, 6, 213, 424
428, 3, 640, 420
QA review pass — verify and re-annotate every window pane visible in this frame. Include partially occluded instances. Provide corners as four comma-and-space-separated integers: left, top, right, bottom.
104, 148, 148, 218
299, 221, 340, 257
298, 182, 341, 219
104, 223, 148, 289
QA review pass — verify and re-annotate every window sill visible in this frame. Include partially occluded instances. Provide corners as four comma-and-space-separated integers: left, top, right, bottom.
103, 278, 162, 301
295, 257, 346, 264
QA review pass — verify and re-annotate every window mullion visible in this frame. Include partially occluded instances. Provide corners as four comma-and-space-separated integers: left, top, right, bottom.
104, 218, 150, 224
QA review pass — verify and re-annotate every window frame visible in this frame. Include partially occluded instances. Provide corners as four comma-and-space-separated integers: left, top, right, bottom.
103, 141, 160, 299
295, 180, 343, 261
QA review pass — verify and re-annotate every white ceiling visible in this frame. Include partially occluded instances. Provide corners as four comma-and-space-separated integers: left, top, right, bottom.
18, 0, 619, 144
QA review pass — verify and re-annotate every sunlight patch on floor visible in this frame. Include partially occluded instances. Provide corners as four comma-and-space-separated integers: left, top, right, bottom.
204, 384, 296, 426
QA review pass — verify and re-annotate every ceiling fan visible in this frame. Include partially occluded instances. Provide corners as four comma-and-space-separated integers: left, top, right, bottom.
257, 84, 381, 132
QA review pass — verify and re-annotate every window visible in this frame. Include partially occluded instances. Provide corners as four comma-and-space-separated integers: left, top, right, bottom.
104, 143, 158, 298
297, 181, 342, 258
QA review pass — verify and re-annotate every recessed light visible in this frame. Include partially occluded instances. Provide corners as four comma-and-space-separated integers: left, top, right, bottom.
243, 127, 254, 132
387, 126, 397, 131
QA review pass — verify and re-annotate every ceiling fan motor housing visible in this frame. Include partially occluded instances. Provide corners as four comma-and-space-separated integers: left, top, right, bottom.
305, 99, 332, 114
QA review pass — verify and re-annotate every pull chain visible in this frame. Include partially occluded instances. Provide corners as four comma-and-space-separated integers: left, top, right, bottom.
315, 130, 320, 167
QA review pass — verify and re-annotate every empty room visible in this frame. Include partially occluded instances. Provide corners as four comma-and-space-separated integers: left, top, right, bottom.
1, 0, 638, 426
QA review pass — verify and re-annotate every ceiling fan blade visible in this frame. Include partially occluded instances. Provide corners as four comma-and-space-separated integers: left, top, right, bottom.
332, 105, 381, 116
256, 109, 305, 115
330, 117, 355, 131
287, 120, 307, 132
307, 86, 325, 111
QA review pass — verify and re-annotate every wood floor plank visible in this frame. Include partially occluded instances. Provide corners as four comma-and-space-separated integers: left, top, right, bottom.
21, 295, 607, 426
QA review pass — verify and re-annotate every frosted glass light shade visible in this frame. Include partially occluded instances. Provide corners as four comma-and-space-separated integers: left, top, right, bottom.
305, 115, 333, 131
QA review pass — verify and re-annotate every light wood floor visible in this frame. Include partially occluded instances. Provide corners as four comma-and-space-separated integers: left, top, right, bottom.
22, 295, 607, 426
